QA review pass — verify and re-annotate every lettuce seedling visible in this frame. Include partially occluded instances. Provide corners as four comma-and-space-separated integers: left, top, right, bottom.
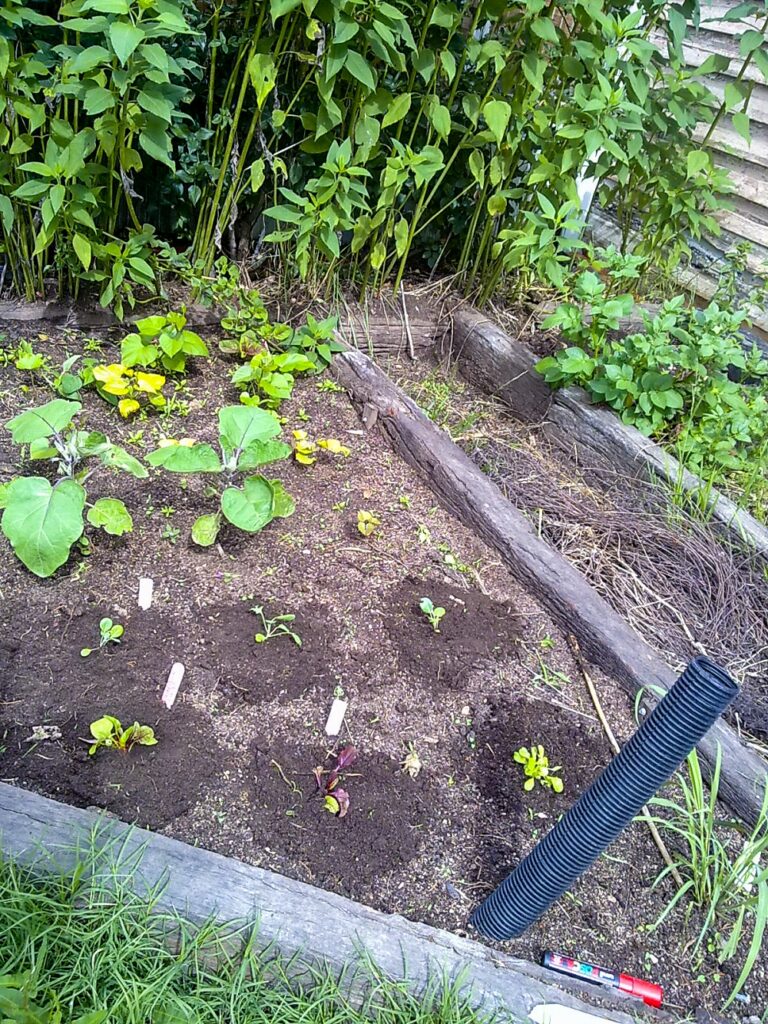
80, 617, 124, 657
146, 405, 295, 548
514, 744, 564, 793
314, 744, 357, 818
87, 715, 157, 755
419, 597, 446, 633
0, 399, 147, 577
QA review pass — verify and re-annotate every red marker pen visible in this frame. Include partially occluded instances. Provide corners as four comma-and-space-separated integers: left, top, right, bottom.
542, 951, 663, 1008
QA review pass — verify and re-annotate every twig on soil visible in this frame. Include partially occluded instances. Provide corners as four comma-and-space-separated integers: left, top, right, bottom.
567, 635, 684, 889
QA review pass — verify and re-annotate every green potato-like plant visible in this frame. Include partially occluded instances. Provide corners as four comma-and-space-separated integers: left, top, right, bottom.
0, 399, 147, 577
146, 405, 295, 548
120, 309, 209, 374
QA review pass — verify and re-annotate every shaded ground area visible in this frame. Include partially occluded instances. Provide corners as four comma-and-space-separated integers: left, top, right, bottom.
0, 323, 765, 1015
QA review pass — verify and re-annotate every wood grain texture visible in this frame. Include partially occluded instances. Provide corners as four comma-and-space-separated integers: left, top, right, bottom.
0, 783, 650, 1024
332, 349, 767, 827
440, 308, 552, 421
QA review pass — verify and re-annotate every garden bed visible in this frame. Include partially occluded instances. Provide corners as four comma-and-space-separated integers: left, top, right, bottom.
0, 318, 766, 1016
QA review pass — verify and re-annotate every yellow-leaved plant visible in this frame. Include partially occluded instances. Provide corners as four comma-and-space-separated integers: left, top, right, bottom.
92, 364, 166, 418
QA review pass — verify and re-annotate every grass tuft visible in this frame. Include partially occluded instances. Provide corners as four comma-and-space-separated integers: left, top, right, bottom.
0, 842, 493, 1024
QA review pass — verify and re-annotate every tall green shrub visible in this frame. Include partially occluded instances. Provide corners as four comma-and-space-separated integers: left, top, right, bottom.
1, 0, 765, 303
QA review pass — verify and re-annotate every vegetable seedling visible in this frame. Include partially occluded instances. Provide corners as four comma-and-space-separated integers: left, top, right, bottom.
357, 510, 380, 536
314, 744, 357, 818
87, 716, 157, 755
0, 399, 146, 577
146, 405, 295, 548
81, 617, 124, 657
401, 742, 422, 779
252, 605, 302, 646
419, 597, 446, 633
514, 744, 564, 793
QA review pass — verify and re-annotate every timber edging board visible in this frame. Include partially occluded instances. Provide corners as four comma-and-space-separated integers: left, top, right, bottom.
446, 308, 768, 566
332, 348, 767, 828
0, 783, 651, 1024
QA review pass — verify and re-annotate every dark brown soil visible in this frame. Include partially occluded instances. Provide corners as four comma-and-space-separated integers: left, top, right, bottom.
1, 322, 766, 1017
382, 579, 523, 687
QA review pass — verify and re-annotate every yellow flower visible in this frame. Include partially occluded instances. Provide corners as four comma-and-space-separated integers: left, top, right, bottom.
118, 398, 141, 418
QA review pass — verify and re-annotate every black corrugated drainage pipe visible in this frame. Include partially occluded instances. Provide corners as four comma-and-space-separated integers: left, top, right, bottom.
470, 657, 738, 941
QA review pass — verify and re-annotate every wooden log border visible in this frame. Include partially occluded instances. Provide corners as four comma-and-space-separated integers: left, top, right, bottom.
443, 308, 768, 566
331, 349, 767, 828
0, 784, 654, 1024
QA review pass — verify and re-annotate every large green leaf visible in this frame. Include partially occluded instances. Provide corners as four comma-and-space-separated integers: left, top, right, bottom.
221, 475, 274, 532
1, 477, 85, 577
218, 405, 280, 454
146, 444, 222, 473
237, 439, 292, 470
5, 399, 81, 443
109, 21, 144, 64
87, 497, 133, 536
121, 333, 159, 367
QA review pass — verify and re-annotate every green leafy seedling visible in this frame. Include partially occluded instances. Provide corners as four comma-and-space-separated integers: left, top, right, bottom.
87, 715, 157, 755
357, 509, 380, 536
120, 309, 209, 374
81, 617, 124, 657
419, 597, 446, 633
0, 400, 146, 577
146, 405, 295, 548
514, 744, 564, 793
252, 604, 302, 646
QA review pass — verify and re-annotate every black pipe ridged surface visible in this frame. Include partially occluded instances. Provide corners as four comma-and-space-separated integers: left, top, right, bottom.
471, 657, 738, 940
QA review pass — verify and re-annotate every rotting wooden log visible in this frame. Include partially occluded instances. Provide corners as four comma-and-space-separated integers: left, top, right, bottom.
332, 349, 767, 827
0, 783, 656, 1024
440, 308, 552, 421
448, 308, 768, 566
0, 299, 220, 329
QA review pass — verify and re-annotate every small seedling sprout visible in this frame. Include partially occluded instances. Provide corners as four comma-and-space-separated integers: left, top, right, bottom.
357, 510, 380, 536
80, 617, 124, 657
514, 744, 564, 793
86, 715, 157, 755
252, 605, 302, 646
419, 597, 446, 633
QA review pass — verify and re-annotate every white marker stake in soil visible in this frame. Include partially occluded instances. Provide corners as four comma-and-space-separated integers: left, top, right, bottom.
162, 663, 185, 709
325, 698, 348, 737
138, 577, 154, 610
